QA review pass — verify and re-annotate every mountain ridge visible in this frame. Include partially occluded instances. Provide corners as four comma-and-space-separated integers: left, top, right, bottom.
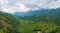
14, 8, 60, 16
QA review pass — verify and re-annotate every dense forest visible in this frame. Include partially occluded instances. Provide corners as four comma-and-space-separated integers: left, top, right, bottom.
0, 12, 20, 33
0, 9, 60, 33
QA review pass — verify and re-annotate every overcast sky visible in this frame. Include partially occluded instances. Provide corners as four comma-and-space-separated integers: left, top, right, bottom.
0, 0, 60, 14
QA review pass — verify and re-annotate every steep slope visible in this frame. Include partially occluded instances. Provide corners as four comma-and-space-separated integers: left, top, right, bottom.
0, 12, 20, 33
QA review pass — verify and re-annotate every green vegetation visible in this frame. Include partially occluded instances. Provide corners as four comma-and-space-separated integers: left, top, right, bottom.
0, 11, 60, 33
0, 12, 20, 33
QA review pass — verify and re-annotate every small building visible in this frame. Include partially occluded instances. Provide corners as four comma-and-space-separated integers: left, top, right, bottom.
37, 31, 42, 33
32, 29, 43, 33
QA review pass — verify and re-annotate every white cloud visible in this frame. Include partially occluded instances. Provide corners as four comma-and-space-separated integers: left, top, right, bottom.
14, 3, 30, 11
2, 3, 30, 14
0, 0, 60, 14
0, 0, 30, 14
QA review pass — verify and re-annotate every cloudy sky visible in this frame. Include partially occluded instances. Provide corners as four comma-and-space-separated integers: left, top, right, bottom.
0, 0, 60, 14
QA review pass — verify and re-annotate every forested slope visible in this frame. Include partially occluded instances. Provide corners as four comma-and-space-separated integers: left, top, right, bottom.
0, 10, 60, 33
17, 9, 60, 33
0, 12, 20, 33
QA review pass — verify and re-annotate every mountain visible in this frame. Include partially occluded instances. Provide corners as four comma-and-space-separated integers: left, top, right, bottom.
0, 9, 60, 33
14, 8, 60, 25
14, 10, 49, 16
15, 8, 60, 33
0, 11, 20, 33
15, 8, 60, 25
0, 8, 60, 33
14, 8, 60, 16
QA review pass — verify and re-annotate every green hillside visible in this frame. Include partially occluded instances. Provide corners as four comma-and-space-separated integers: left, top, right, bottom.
17, 10, 60, 33
0, 12, 20, 33
0, 11, 60, 33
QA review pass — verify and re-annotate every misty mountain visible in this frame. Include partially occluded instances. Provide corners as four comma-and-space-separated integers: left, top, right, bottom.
0, 8, 60, 33
14, 8, 60, 16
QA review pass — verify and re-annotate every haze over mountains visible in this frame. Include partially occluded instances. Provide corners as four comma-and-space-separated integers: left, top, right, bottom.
0, 8, 60, 33
14, 8, 60, 16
